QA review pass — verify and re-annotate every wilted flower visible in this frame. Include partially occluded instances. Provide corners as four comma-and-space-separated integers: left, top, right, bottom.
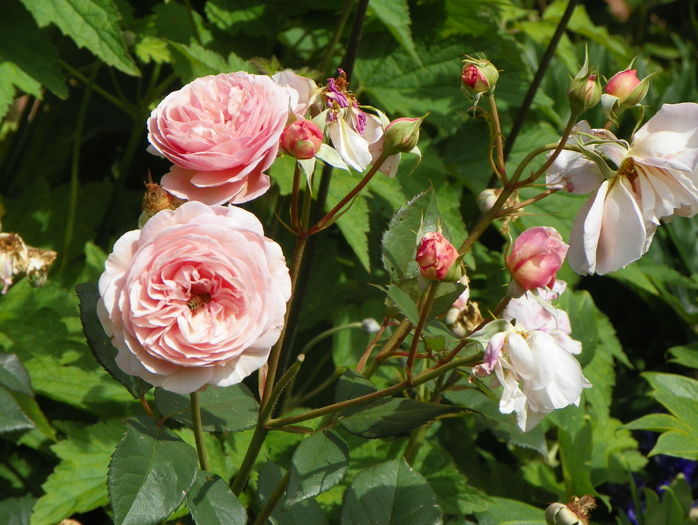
416, 231, 460, 281
506, 227, 568, 297
0, 232, 57, 294
474, 282, 589, 431
148, 72, 293, 205
98, 201, 291, 394
547, 103, 698, 274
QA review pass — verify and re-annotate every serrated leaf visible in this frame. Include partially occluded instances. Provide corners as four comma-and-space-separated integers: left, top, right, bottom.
19, 0, 138, 76
186, 470, 246, 525
287, 431, 349, 505
155, 384, 259, 432
76, 282, 151, 399
335, 370, 377, 410
386, 284, 419, 323
0, 353, 33, 396
108, 417, 199, 525
369, 0, 420, 65
474, 497, 546, 525
326, 172, 370, 271
0, 388, 33, 434
169, 42, 252, 83
668, 343, 698, 369
341, 459, 442, 525
30, 420, 125, 525
340, 398, 459, 439
9, 392, 56, 441
258, 462, 329, 525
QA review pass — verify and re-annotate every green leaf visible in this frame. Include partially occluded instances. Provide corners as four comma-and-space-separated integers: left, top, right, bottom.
335, 370, 377, 409
186, 470, 246, 525
369, 0, 420, 65
287, 431, 349, 505
386, 284, 419, 323
0, 388, 33, 434
340, 398, 459, 439
76, 282, 151, 399
474, 497, 546, 525
169, 41, 252, 83
155, 384, 259, 432
0, 496, 35, 525
381, 190, 438, 282
108, 417, 199, 525
30, 420, 125, 525
559, 419, 597, 499
668, 343, 698, 369
258, 462, 329, 525
19, 0, 138, 76
9, 392, 56, 441
341, 459, 442, 525
0, 353, 33, 396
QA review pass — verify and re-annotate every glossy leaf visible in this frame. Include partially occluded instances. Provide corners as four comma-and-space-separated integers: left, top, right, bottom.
186, 470, 246, 525
0, 353, 33, 396
108, 417, 198, 525
369, 0, 420, 65
0, 388, 33, 434
258, 462, 329, 525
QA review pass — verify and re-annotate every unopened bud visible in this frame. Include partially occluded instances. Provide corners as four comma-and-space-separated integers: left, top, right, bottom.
568, 72, 601, 114
461, 57, 499, 97
281, 119, 323, 160
416, 231, 461, 281
382, 117, 423, 155
361, 318, 381, 333
477, 188, 501, 213
545, 503, 584, 525
602, 67, 651, 117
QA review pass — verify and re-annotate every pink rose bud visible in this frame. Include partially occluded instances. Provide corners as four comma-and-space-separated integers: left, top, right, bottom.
604, 68, 650, 108
461, 57, 499, 97
416, 231, 460, 281
280, 119, 323, 159
507, 227, 568, 295
382, 116, 423, 155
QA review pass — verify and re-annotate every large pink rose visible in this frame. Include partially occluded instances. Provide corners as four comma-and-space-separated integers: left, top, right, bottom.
148, 72, 293, 205
97, 201, 292, 394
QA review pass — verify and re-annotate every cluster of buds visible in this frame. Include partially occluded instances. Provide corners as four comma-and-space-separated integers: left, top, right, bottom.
0, 232, 57, 294
506, 227, 568, 297
139, 180, 185, 227
461, 56, 499, 99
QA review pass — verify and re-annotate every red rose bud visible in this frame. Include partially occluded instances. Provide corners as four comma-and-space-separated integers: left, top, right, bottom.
604, 68, 650, 109
506, 226, 568, 296
281, 119, 323, 160
416, 231, 460, 281
382, 116, 423, 155
461, 57, 499, 97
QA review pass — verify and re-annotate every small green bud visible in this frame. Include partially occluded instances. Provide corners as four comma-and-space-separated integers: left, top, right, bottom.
382, 116, 423, 155
568, 51, 601, 114
461, 57, 499, 97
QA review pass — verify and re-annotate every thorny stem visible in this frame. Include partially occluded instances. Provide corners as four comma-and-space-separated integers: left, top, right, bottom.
190, 392, 210, 471
407, 283, 438, 377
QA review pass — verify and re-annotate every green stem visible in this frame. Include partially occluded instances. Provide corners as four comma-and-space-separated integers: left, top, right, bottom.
59, 63, 98, 275
59, 61, 137, 117
319, 0, 356, 75
190, 392, 210, 471
267, 356, 477, 429
253, 471, 290, 525
487, 92, 508, 184
363, 319, 412, 378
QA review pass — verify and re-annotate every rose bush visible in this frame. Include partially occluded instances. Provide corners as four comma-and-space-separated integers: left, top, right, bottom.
148, 72, 293, 205
97, 201, 291, 394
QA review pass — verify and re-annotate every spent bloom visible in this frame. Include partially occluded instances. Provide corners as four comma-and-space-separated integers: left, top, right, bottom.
98, 201, 291, 394
416, 231, 460, 281
474, 282, 589, 431
148, 72, 294, 205
281, 119, 323, 159
506, 227, 568, 297
547, 103, 698, 275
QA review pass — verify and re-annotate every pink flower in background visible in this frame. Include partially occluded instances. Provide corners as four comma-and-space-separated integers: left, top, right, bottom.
148, 72, 293, 205
416, 231, 459, 281
474, 282, 589, 431
506, 227, 568, 296
547, 103, 698, 275
98, 201, 291, 394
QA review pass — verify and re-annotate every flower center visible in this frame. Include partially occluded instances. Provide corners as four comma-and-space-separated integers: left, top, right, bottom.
617, 156, 637, 183
187, 291, 211, 311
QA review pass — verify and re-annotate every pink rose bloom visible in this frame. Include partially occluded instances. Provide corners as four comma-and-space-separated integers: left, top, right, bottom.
416, 231, 459, 281
148, 72, 293, 205
97, 201, 292, 394
506, 227, 568, 296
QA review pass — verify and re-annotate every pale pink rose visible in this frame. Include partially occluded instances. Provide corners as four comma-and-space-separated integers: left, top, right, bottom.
506, 227, 568, 296
97, 201, 292, 394
148, 72, 293, 205
416, 231, 459, 281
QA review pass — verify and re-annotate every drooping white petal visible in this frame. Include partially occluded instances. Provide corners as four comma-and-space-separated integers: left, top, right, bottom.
595, 177, 647, 275
568, 180, 608, 274
327, 117, 372, 171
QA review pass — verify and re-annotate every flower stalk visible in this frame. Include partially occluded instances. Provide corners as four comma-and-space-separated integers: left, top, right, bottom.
190, 392, 210, 471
